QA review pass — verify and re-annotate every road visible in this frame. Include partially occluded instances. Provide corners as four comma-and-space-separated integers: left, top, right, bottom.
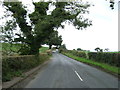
25, 52, 118, 88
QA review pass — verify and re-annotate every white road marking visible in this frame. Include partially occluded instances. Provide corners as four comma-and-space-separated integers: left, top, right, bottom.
75, 71, 83, 81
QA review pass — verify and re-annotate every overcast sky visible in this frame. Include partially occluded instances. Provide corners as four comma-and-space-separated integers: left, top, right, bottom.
58, 0, 118, 51
0, 0, 119, 52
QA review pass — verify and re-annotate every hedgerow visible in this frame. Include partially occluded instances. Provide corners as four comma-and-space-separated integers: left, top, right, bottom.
62, 50, 119, 67
2, 53, 50, 82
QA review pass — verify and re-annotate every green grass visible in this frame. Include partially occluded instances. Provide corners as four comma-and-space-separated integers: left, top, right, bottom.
1, 43, 21, 52
62, 52, 119, 75
102, 52, 120, 53
39, 47, 49, 53
1, 43, 49, 55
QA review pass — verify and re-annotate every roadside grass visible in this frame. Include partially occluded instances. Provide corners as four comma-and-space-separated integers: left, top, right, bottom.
102, 52, 120, 53
39, 47, 49, 53
62, 52, 119, 75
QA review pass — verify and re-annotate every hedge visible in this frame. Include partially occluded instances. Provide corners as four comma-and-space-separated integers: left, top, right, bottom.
88, 52, 119, 67
63, 50, 119, 67
67, 50, 87, 58
2, 53, 50, 82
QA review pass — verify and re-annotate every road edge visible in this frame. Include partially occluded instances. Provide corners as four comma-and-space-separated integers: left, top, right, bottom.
2, 57, 52, 89
61, 53, 119, 79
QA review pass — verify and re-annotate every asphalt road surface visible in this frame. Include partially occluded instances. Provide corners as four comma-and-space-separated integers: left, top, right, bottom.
25, 53, 118, 88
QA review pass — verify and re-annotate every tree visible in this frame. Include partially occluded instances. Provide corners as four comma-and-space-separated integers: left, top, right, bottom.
3, 1, 91, 55
44, 30, 63, 49
59, 44, 67, 53
60, 44, 67, 50
73, 49, 76, 51
77, 48, 82, 51
100, 49, 103, 52
109, 0, 115, 9
1, 20, 17, 43
105, 0, 117, 9
55, 35, 62, 49
95, 47, 101, 52
3, 1, 35, 54
95, 47, 103, 52
104, 48, 109, 52
1, 19, 19, 55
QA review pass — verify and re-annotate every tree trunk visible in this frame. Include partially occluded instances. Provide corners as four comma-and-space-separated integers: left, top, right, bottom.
49, 45, 52, 49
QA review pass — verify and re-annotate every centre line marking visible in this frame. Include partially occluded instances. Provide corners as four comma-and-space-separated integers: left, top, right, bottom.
75, 71, 83, 81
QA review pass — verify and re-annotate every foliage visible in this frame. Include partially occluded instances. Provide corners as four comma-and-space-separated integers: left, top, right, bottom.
59, 44, 67, 53
104, 48, 109, 52
62, 49, 119, 67
77, 48, 82, 51
67, 50, 87, 58
60, 44, 67, 49
18, 44, 31, 55
62, 52, 119, 75
39, 47, 49, 53
2, 53, 50, 82
88, 52, 119, 67
104, 0, 115, 9
109, 0, 115, 9
3, 1, 91, 55
46, 49, 52, 56
1, 43, 50, 56
95, 47, 103, 52
1, 43, 21, 56
1, 20, 17, 43
43, 30, 63, 49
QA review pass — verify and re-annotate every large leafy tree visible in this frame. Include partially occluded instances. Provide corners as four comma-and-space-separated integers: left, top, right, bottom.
3, 1, 91, 55
44, 30, 63, 49
1, 20, 17, 43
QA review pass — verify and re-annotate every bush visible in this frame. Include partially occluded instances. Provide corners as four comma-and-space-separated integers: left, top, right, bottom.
46, 50, 52, 55
61, 50, 119, 67
88, 52, 119, 67
2, 53, 50, 82
59, 48, 67, 53
67, 50, 87, 58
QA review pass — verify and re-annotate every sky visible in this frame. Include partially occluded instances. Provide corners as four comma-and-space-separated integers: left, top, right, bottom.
0, 0, 119, 52
58, 0, 118, 51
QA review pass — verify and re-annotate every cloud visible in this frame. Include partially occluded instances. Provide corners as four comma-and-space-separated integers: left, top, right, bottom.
58, 0, 118, 51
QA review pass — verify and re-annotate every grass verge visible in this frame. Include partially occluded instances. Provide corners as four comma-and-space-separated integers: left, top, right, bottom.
62, 52, 119, 76
39, 47, 49, 53
2, 53, 52, 82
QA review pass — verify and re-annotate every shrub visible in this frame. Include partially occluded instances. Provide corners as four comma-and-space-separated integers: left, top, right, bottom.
67, 50, 87, 58
2, 53, 50, 82
88, 52, 119, 67
77, 52, 87, 58
62, 50, 119, 67
46, 50, 52, 55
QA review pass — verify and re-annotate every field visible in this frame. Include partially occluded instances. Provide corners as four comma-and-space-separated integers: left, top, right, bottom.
39, 47, 49, 53
1, 43, 21, 52
1, 43, 49, 56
